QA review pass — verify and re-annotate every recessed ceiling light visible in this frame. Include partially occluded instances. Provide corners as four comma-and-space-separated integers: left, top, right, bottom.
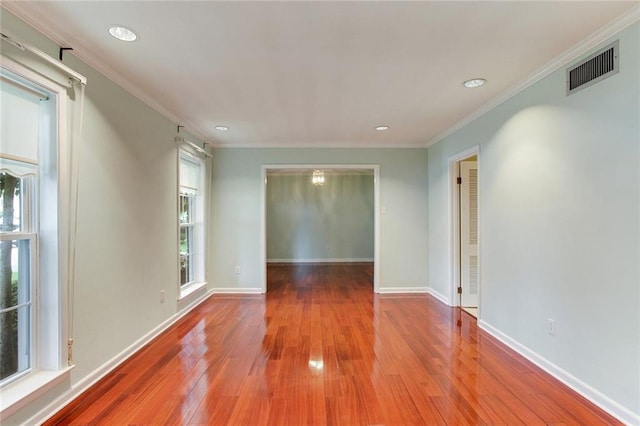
375, 126, 390, 131
463, 78, 487, 88
108, 26, 138, 42
215, 126, 229, 131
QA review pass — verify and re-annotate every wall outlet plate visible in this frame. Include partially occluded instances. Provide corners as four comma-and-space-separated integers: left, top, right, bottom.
547, 318, 556, 336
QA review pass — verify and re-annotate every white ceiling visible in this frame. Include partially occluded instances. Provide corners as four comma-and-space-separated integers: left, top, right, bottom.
4, 1, 638, 148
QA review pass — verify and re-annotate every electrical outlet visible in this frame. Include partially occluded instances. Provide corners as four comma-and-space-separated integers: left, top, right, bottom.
547, 318, 555, 336
235, 265, 240, 275
160, 290, 165, 304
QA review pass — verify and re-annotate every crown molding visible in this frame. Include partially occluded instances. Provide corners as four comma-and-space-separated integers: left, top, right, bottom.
209, 140, 428, 149
1, 2, 210, 144
3, 2, 417, 149
5, 2, 638, 150
426, 4, 640, 148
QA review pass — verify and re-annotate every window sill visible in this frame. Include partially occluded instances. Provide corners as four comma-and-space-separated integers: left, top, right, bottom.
179, 281, 207, 302
0, 366, 74, 419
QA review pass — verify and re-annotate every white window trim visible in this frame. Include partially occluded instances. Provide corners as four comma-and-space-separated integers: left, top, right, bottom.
0, 55, 73, 418
178, 281, 207, 302
0, 366, 73, 419
178, 149, 207, 300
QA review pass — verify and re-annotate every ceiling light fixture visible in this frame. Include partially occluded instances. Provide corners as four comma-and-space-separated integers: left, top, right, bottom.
215, 126, 229, 131
375, 126, 390, 131
108, 25, 138, 42
312, 170, 325, 186
463, 78, 487, 88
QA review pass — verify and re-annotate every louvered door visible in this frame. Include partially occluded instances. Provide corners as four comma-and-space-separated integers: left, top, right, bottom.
460, 161, 479, 308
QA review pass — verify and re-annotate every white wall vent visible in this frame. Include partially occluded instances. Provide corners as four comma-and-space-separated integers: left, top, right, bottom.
566, 40, 618, 95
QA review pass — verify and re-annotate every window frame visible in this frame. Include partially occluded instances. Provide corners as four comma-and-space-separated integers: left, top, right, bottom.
177, 150, 207, 299
0, 56, 73, 418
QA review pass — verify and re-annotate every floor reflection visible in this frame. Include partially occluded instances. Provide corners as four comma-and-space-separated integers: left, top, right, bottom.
49, 264, 620, 425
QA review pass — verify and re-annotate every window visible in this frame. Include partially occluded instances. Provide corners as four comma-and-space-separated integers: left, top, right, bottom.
0, 59, 78, 416
0, 174, 35, 383
178, 152, 206, 294
0, 71, 48, 386
1, 38, 84, 418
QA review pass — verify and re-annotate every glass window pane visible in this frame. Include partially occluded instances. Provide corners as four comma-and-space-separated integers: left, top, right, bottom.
180, 227, 190, 255
0, 241, 18, 310
0, 173, 22, 233
180, 255, 190, 286
188, 253, 194, 284
179, 193, 194, 225
0, 304, 30, 381
179, 194, 189, 224
0, 239, 30, 310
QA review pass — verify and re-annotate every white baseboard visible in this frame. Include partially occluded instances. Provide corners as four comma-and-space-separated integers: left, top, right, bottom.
28, 290, 215, 425
211, 287, 264, 294
478, 320, 640, 425
425, 287, 450, 305
267, 258, 374, 263
377, 287, 429, 294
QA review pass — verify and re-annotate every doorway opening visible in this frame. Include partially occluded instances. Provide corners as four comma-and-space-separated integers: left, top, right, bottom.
260, 165, 380, 293
449, 147, 480, 318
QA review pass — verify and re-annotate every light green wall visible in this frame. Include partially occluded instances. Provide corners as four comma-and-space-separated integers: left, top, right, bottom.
267, 173, 374, 261
1, 9, 200, 425
6, 3, 636, 424
427, 23, 639, 419
210, 148, 428, 291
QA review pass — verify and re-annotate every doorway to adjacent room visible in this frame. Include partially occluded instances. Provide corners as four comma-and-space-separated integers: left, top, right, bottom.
449, 148, 480, 318
261, 165, 380, 293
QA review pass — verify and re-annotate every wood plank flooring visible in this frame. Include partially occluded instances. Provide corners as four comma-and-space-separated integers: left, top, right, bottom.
46, 263, 620, 425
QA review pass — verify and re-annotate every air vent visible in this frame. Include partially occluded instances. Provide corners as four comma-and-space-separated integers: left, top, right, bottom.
567, 40, 618, 95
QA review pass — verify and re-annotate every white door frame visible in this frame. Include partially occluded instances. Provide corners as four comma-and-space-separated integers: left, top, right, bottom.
448, 146, 480, 308
260, 164, 381, 293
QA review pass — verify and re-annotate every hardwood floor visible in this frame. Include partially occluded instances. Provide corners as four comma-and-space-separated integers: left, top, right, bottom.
46, 263, 620, 425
